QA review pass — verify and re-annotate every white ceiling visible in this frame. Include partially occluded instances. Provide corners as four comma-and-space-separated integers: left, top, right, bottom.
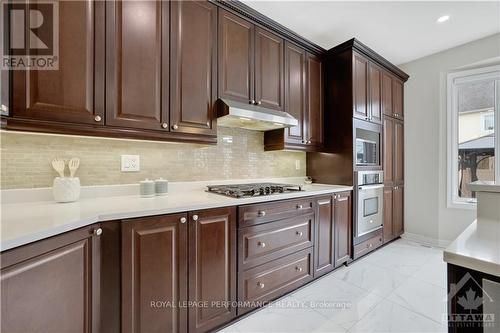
242, 1, 500, 65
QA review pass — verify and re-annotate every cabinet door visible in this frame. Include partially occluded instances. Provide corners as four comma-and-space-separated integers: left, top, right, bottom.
394, 119, 404, 184
218, 9, 254, 104
306, 52, 324, 146
368, 62, 382, 124
381, 72, 393, 117
284, 42, 306, 145
255, 27, 285, 111
188, 207, 236, 333
122, 214, 188, 333
393, 185, 404, 237
12, 0, 105, 125
1, 225, 100, 333
334, 191, 352, 267
383, 116, 394, 184
393, 79, 404, 119
105, 0, 169, 131
170, 1, 217, 136
352, 52, 368, 120
383, 186, 394, 243
314, 196, 334, 277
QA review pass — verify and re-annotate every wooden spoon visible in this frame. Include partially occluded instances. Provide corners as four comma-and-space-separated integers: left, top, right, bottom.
69, 158, 80, 178
51, 158, 65, 178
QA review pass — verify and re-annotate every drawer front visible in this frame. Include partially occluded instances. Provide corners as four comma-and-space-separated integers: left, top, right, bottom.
238, 197, 314, 227
239, 213, 314, 271
353, 233, 383, 259
238, 248, 313, 314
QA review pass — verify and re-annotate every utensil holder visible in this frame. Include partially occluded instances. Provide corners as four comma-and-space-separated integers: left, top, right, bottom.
53, 177, 81, 203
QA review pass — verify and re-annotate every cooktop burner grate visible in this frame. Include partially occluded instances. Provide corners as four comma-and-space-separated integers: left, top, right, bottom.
206, 183, 303, 198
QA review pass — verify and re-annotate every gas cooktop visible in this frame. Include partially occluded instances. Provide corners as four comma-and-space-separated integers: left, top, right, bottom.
206, 183, 303, 198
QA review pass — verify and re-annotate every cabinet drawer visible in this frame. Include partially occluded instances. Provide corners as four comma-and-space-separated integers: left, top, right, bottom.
238, 248, 313, 314
353, 233, 383, 259
238, 197, 314, 227
239, 213, 314, 271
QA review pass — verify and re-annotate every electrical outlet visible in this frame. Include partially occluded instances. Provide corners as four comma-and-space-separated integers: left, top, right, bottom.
295, 160, 301, 170
121, 155, 140, 172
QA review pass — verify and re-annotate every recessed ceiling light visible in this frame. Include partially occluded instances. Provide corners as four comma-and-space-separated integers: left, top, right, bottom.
437, 15, 450, 23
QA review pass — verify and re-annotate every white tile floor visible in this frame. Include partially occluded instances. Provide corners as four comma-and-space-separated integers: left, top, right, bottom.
221, 239, 448, 333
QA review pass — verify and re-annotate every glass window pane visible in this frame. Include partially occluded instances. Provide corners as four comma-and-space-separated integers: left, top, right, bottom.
457, 79, 495, 199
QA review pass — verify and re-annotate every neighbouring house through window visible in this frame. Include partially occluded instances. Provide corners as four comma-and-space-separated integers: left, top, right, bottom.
448, 66, 500, 207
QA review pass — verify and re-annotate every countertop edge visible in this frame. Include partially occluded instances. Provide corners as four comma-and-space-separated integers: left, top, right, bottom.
443, 250, 500, 277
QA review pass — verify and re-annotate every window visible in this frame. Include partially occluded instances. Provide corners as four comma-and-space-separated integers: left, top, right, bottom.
447, 65, 500, 207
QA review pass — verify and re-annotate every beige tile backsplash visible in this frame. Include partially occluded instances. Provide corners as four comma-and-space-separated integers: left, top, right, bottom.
0, 127, 306, 189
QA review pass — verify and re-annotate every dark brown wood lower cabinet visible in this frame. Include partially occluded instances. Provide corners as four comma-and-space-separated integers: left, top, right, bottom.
393, 185, 404, 238
334, 191, 352, 267
383, 185, 394, 242
121, 214, 188, 333
188, 207, 237, 333
0, 224, 101, 333
314, 196, 335, 277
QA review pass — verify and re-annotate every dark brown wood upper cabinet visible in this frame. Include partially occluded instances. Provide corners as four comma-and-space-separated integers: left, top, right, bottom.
334, 191, 352, 267
105, 0, 169, 131
121, 214, 188, 333
284, 42, 306, 145
306, 52, 324, 146
314, 196, 335, 277
394, 119, 404, 183
368, 62, 382, 124
11, 0, 105, 125
352, 52, 368, 120
382, 71, 393, 117
188, 207, 237, 333
255, 27, 285, 111
393, 78, 404, 119
218, 9, 255, 105
170, 1, 217, 136
1, 224, 101, 333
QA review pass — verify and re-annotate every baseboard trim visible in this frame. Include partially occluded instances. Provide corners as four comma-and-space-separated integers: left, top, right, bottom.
401, 232, 451, 249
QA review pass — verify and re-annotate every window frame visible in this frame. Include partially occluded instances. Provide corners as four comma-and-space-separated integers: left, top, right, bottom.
447, 65, 500, 209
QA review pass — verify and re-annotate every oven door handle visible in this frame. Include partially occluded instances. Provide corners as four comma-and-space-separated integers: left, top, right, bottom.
358, 184, 384, 191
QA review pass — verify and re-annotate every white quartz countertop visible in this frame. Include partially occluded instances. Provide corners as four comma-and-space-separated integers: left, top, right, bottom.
444, 220, 500, 277
1, 183, 351, 252
468, 180, 500, 193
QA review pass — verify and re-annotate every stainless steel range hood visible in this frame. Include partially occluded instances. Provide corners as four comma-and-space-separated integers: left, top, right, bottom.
216, 99, 298, 131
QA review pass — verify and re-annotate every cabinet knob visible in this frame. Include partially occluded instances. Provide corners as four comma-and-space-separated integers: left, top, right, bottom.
172, 124, 178, 130
257, 241, 266, 248
257, 101, 262, 105
180, 217, 187, 224
250, 100, 256, 105
162, 123, 168, 129
94, 228, 102, 236
307, 140, 311, 144
257, 282, 265, 289
296, 231, 303, 237
94, 115, 102, 122
257, 210, 266, 217
295, 266, 303, 272
394, 186, 398, 190
192, 214, 199, 221
296, 204, 303, 210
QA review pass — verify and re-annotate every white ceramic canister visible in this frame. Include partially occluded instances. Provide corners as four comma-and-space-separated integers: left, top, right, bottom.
53, 177, 81, 203
155, 178, 169, 196
140, 179, 155, 197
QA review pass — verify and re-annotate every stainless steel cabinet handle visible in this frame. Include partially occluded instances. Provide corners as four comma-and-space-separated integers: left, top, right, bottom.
257, 241, 266, 248
250, 100, 256, 105
94, 228, 102, 236
257, 210, 266, 217
257, 101, 262, 105
296, 231, 303, 237
296, 204, 303, 209
180, 217, 187, 224
192, 214, 199, 221
307, 140, 311, 144
162, 123, 168, 129
172, 124, 179, 130
94, 115, 102, 122
295, 266, 303, 272
257, 282, 265, 289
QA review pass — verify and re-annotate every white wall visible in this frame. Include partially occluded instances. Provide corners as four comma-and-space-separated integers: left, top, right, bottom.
400, 33, 500, 246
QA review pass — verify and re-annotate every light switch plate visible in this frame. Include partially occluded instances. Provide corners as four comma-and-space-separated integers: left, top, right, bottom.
121, 155, 140, 172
